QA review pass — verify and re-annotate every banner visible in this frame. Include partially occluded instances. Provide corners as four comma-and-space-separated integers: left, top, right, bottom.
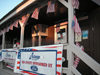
2, 49, 17, 68
14, 44, 63, 75
0, 51, 2, 61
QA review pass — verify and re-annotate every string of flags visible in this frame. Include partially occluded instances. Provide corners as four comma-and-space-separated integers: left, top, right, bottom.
72, 15, 81, 35
72, 0, 79, 9
31, 8, 39, 19
74, 42, 84, 68
0, 0, 79, 35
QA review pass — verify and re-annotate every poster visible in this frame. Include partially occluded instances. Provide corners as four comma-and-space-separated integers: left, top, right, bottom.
2, 49, 17, 67
82, 30, 88, 39
14, 44, 63, 75
75, 33, 82, 42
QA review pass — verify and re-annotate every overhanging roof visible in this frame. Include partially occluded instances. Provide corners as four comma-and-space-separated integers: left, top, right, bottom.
0, 0, 99, 30
0, 0, 49, 30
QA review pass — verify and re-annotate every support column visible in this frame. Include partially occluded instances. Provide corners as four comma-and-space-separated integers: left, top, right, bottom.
68, 0, 74, 75
20, 25, 25, 48
2, 32, 5, 49
19, 14, 30, 48
68, 0, 74, 44
39, 35, 41, 46
32, 36, 35, 46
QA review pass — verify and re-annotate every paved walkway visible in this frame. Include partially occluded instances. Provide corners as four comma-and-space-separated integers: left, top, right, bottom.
0, 68, 20, 75
0, 62, 20, 75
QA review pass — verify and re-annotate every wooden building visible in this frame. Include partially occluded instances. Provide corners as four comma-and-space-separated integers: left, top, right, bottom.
0, 0, 100, 75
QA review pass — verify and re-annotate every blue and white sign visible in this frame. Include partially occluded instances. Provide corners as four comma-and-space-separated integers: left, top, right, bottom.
2, 49, 17, 67
14, 44, 63, 75
0, 51, 2, 61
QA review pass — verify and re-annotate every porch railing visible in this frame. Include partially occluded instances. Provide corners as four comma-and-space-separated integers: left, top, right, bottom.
1, 44, 100, 75
65, 44, 100, 75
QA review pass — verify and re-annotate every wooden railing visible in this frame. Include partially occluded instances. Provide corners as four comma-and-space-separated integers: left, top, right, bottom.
65, 44, 100, 75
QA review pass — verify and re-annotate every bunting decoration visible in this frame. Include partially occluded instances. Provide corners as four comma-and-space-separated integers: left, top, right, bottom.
13, 20, 19, 28
31, 8, 39, 19
9, 24, 14, 30
72, 15, 81, 35
74, 43, 84, 68
20, 15, 28, 24
72, 0, 79, 9
47, 1, 55, 13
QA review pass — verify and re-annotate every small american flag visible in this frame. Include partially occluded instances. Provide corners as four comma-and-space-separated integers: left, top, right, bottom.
9, 24, 14, 30
20, 16, 27, 24
74, 43, 84, 68
13, 20, 19, 28
72, 15, 81, 35
72, 0, 79, 9
47, 1, 55, 13
31, 8, 39, 19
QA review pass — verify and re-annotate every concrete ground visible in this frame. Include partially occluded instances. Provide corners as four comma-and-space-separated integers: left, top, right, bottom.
0, 62, 20, 75
0, 68, 20, 75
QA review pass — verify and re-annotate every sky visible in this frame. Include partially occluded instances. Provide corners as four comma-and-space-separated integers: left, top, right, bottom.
0, 0, 23, 19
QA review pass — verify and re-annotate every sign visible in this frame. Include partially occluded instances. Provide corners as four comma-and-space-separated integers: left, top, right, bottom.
82, 30, 88, 39
0, 51, 2, 61
2, 49, 17, 67
14, 44, 63, 75
75, 33, 82, 42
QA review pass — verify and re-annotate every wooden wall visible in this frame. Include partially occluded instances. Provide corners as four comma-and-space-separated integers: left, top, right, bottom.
77, 7, 100, 75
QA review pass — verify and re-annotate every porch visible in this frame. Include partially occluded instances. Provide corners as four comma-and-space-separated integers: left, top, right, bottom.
0, 0, 100, 75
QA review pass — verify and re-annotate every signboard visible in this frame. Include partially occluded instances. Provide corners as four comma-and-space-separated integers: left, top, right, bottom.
2, 49, 17, 67
0, 51, 2, 61
14, 44, 63, 75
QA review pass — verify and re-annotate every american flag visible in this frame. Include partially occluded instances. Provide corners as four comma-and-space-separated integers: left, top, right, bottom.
9, 24, 14, 30
31, 8, 39, 19
74, 43, 84, 68
72, 15, 81, 35
13, 20, 19, 28
20, 16, 27, 24
72, 0, 79, 9
47, 1, 55, 13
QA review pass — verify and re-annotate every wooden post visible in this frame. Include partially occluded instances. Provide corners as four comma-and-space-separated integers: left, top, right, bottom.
20, 25, 25, 48
32, 36, 35, 46
2, 32, 5, 49
19, 14, 30, 48
68, 0, 74, 44
68, 0, 74, 75
58, 0, 74, 74
39, 35, 41, 46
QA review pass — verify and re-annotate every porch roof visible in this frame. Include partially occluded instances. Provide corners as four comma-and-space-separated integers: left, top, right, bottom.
0, 0, 99, 31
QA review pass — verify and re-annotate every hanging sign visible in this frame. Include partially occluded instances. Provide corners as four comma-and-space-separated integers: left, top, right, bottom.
14, 44, 63, 75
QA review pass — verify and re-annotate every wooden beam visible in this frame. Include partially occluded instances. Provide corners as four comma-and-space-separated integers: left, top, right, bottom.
58, 0, 69, 8
69, 44, 100, 75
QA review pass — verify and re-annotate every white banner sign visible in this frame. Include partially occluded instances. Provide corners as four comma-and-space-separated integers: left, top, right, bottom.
14, 44, 63, 75
2, 49, 17, 67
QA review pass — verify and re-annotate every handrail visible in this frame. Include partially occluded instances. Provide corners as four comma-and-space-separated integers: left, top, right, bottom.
67, 44, 100, 75
71, 66, 81, 75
